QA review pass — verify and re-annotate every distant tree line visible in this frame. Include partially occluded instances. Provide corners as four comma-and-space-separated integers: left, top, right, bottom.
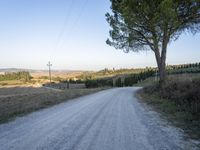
166, 62, 200, 74
85, 62, 200, 88
114, 70, 155, 87
77, 68, 148, 81
0, 71, 32, 82
85, 78, 113, 88
168, 62, 200, 69
61, 79, 85, 84
85, 69, 155, 88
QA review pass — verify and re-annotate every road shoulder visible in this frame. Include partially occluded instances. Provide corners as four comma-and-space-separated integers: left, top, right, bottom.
136, 88, 200, 148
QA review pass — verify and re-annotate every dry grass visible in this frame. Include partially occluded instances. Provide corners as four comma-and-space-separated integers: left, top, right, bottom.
0, 80, 26, 86
134, 73, 200, 87
0, 87, 53, 96
137, 73, 200, 141
137, 90, 200, 141
31, 71, 84, 79
0, 86, 105, 123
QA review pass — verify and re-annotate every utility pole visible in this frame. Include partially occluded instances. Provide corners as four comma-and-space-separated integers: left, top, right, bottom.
47, 61, 52, 83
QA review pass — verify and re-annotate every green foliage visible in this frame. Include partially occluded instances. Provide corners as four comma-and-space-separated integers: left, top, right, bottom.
144, 78, 200, 114
106, 0, 200, 81
85, 78, 113, 88
85, 69, 155, 88
78, 68, 150, 81
124, 70, 155, 86
115, 78, 123, 87
106, 0, 200, 52
85, 80, 99, 88
140, 90, 200, 139
0, 71, 32, 82
84, 62, 200, 88
166, 63, 200, 74
61, 79, 84, 84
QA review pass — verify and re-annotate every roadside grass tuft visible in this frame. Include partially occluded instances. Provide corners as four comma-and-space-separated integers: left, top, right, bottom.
137, 74, 200, 141
138, 90, 200, 140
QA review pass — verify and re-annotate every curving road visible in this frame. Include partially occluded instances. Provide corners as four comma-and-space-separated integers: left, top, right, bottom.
0, 87, 198, 150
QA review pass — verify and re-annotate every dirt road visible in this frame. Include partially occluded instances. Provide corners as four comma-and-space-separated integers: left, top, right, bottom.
0, 87, 198, 150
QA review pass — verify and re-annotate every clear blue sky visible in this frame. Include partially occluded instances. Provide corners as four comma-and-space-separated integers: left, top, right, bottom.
0, 0, 199, 70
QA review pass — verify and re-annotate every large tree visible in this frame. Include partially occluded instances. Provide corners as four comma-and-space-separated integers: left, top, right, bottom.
106, 0, 200, 81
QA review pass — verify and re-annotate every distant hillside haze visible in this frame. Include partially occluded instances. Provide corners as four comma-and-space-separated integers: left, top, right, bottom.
0, 68, 86, 78
0, 68, 32, 73
0, 62, 199, 79
0, 68, 84, 73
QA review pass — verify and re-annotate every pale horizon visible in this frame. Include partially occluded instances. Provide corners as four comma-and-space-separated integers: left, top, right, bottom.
0, 0, 200, 70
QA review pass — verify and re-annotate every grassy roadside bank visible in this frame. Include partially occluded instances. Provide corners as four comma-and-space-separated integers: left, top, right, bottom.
0, 87, 108, 124
136, 75, 200, 141
137, 90, 200, 141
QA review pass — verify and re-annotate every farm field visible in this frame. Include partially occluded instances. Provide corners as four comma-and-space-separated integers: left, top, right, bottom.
0, 86, 106, 123
30, 71, 85, 79
0, 80, 27, 87
0, 86, 55, 97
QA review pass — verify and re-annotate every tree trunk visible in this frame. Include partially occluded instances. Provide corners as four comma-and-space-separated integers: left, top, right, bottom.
152, 26, 169, 83
160, 61, 166, 82
154, 49, 162, 80
154, 46, 167, 83
153, 23, 169, 84
160, 33, 168, 82
154, 49, 161, 71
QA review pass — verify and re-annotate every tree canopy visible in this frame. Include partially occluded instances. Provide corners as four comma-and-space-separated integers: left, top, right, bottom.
106, 0, 200, 81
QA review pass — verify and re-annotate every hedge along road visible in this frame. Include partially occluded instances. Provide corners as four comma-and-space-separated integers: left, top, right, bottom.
0, 87, 198, 150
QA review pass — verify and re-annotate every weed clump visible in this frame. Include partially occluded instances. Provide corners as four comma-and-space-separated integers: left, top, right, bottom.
144, 77, 200, 114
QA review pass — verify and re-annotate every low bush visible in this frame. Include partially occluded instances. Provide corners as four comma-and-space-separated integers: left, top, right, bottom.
85, 78, 113, 88
85, 80, 99, 88
144, 78, 200, 114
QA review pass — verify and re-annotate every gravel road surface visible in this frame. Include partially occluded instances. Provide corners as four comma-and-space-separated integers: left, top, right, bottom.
0, 87, 198, 150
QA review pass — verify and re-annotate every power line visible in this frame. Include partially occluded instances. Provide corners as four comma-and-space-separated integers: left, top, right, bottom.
69, 0, 89, 32
53, 0, 75, 52
49, 0, 75, 62
49, 0, 89, 62
58, 0, 89, 48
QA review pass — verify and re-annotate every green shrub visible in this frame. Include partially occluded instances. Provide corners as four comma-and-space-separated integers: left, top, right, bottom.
85, 78, 113, 88
85, 80, 98, 88
115, 78, 122, 87
144, 78, 200, 114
